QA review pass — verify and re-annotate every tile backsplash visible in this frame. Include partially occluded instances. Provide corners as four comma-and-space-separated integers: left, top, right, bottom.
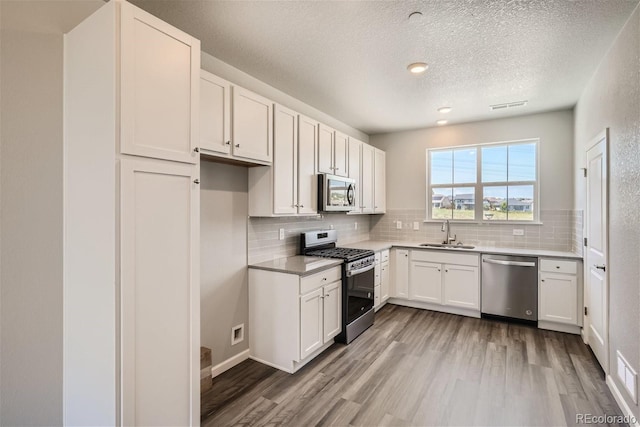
370, 209, 582, 253
248, 213, 370, 264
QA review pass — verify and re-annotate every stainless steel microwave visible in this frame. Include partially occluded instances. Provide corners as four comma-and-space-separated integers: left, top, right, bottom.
318, 174, 356, 212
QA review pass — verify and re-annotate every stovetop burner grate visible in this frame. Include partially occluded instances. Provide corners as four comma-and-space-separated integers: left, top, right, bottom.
306, 247, 375, 262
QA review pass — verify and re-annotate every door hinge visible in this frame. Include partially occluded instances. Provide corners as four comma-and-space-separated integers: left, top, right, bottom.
582, 168, 587, 178
584, 237, 588, 247
584, 307, 588, 316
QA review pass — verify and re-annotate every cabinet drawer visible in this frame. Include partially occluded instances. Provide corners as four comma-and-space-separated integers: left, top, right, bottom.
381, 250, 389, 263
300, 266, 341, 294
540, 259, 577, 275
411, 249, 479, 267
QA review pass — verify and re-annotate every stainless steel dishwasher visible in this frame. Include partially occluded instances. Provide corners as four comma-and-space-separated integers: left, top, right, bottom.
481, 254, 538, 322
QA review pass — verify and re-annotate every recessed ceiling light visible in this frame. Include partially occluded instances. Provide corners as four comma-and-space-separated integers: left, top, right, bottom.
436, 120, 448, 126
438, 107, 452, 114
407, 62, 428, 74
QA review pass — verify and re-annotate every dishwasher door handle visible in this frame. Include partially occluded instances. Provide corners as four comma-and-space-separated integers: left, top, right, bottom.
483, 258, 536, 267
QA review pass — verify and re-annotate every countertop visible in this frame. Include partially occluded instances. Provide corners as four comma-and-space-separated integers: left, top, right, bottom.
249, 256, 343, 276
340, 240, 582, 260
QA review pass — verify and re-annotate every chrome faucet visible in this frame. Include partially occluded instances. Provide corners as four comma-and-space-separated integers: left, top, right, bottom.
441, 220, 456, 244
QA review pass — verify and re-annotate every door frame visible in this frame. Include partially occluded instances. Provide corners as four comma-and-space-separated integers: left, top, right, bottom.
583, 128, 609, 372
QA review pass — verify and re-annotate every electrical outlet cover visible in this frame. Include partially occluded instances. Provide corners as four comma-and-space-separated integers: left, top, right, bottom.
413, 221, 420, 230
513, 229, 525, 236
396, 221, 402, 229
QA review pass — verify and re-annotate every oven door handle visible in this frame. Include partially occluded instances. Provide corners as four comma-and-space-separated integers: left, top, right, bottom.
346, 263, 375, 277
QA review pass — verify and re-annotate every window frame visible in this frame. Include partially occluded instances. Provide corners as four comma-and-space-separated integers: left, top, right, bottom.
425, 138, 540, 224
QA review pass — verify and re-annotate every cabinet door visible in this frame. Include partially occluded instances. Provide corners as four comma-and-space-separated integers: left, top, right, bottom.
317, 124, 334, 174
120, 158, 199, 426
540, 273, 578, 324
273, 104, 298, 214
410, 261, 442, 304
374, 263, 382, 287
297, 115, 318, 215
199, 70, 231, 154
120, 2, 199, 164
300, 288, 323, 359
322, 281, 342, 343
374, 149, 386, 213
394, 249, 409, 298
334, 131, 349, 177
348, 138, 362, 214
232, 86, 273, 163
381, 262, 390, 301
361, 144, 375, 214
443, 265, 479, 309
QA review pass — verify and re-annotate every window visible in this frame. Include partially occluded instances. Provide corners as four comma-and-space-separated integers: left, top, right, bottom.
427, 139, 538, 222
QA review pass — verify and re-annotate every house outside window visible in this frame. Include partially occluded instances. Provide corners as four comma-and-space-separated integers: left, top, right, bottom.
426, 139, 539, 222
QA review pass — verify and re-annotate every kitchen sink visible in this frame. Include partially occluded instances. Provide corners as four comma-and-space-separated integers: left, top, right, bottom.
419, 243, 476, 249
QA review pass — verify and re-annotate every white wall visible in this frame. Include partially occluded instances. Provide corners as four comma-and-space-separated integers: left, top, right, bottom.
0, 1, 102, 425
201, 52, 369, 143
369, 109, 574, 212
200, 161, 249, 367
574, 3, 640, 418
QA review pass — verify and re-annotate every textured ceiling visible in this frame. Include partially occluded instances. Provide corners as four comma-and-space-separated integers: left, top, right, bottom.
131, 0, 639, 135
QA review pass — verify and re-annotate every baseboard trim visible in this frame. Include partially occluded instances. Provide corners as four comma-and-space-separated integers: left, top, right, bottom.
388, 298, 481, 318
606, 375, 640, 427
211, 349, 250, 378
538, 320, 581, 335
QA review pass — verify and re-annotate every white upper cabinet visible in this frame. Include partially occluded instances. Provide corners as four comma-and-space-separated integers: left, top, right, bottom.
374, 148, 386, 213
333, 131, 349, 177
232, 86, 273, 163
120, 2, 199, 164
361, 144, 375, 214
318, 124, 335, 174
297, 115, 318, 215
272, 104, 298, 214
199, 70, 231, 155
348, 138, 362, 214
317, 124, 348, 177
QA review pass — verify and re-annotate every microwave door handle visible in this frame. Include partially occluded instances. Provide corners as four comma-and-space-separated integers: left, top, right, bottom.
347, 183, 355, 205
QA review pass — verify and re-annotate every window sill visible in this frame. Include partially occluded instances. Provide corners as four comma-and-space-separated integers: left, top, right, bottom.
423, 219, 544, 226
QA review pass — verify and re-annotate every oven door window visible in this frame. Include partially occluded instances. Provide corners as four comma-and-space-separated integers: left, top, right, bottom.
345, 266, 374, 324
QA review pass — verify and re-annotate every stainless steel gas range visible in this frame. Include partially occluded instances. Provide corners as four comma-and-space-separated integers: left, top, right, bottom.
301, 230, 375, 343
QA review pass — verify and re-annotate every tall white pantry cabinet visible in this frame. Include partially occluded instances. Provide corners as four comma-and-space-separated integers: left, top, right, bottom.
64, 1, 200, 425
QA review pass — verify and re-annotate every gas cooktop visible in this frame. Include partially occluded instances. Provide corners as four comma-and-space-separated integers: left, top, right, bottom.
305, 247, 375, 262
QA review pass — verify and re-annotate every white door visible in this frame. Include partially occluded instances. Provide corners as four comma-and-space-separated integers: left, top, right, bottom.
361, 144, 375, 214
394, 250, 409, 298
300, 288, 323, 359
381, 262, 390, 301
322, 281, 342, 342
232, 86, 273, 163
273, 104, 298, 214
199, 70, 231, 154
585, 129, 609, 371
374, 149, 386, 213
333, 131, 349, 177
317, 124, 334, 174
540, 273, 578, 324
410, 261, 442, 304
120, 158, 199, 426
297, 115, 318, 215
348, 138, 362, 213
443, 265, 479, 309
120, 2, 199, 164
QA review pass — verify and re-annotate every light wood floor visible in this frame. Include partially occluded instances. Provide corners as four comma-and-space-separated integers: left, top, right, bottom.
201, 305, 625, 427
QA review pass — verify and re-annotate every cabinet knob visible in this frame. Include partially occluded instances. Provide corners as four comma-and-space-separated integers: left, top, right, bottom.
193, 179, 200, 184
322, 277, 327, 281
438, 269, 441, 272
445, 269, 448, 273
556, 266, 560, 269
299, 204, 304, 208
335, 167, 339, 171
193, 147, 200, 153
225, 140, 231, 145
235, 143, 240, 148
541, 279, 545, 282
325, 294, 330, 297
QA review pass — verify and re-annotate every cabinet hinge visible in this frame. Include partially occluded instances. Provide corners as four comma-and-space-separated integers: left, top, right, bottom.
584, 307, 588, 316
584, 237, 588, 247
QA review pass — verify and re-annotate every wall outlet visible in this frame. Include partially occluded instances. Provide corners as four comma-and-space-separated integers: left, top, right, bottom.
413, 221, 420, 231
354, 222, 358, 230
617, 351, 638, 403
396, 221, 402, 230
330, 224, 334, 229
513, 229, 525, 236
279, 228, 285, 240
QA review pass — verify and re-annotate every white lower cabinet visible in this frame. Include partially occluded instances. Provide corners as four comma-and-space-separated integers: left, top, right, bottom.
374, 250, 390, 310
249, 266, 341, 373
538, 258, 582, 332
380, 261, 390, 301
391, 249, 480, 316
